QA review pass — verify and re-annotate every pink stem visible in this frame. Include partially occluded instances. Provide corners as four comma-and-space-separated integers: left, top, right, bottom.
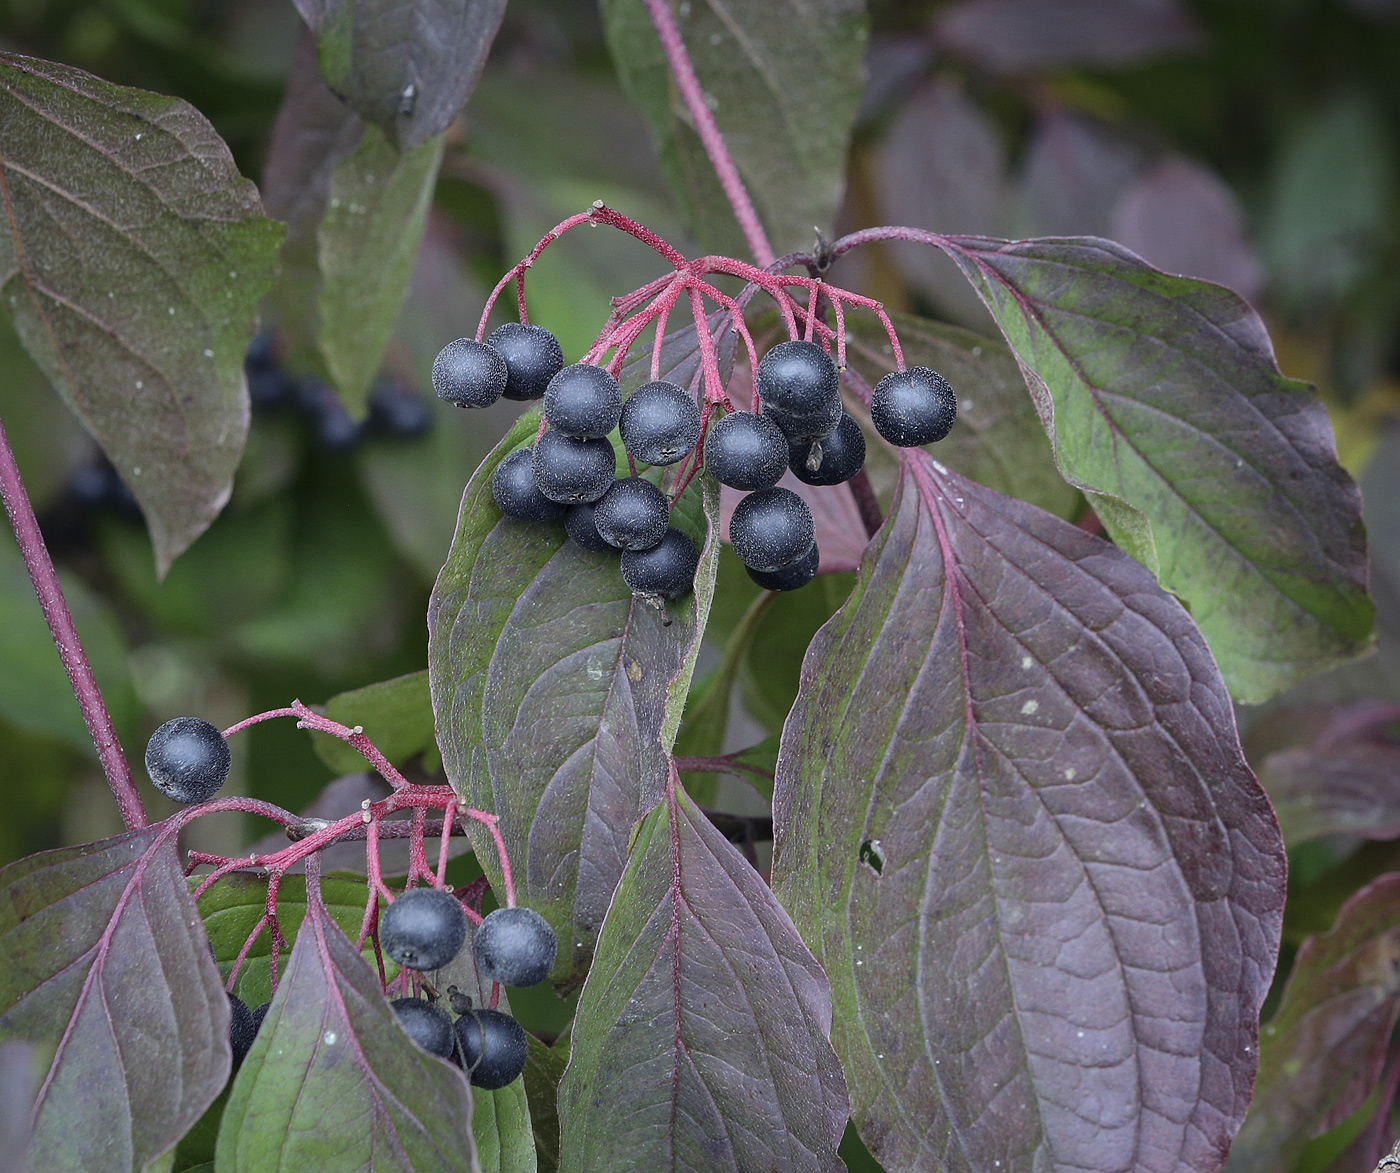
0, 414, 145, 830
639, 0, 774, 266
435, 800, 456, 887
226, 914, 268, 991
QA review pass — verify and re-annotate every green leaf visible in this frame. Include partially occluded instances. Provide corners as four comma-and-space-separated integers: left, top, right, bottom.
0, 828, 230, 1172
215, 865, 475, 1172
522, 1036, 566, 1173
291, 0, 505, 151
309, 671, 439, 776
428, 413, 721, 983
1227, 874, 1400, 1173
601, 0, 867, 257
844, 311, 1080, 520
558, 781, 847, 1171
939, 235, 1374, 702
0, 53, 283, 574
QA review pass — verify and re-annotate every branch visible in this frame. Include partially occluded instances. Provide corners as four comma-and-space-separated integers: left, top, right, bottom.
0, 413, 146, 830
641, 0, 775, 267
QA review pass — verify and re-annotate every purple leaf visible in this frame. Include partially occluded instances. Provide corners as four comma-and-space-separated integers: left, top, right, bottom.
1225, 874, 1400, 1173
1016, 107, 1144, 238
428, 414, 720, 983
1258, 703, 1400, 846
0, 54, 282, 574
0, 1042, 39, 1172
0, 828, 229, 1171
934, 0, 1203, 73
215, 862, 475, 1171
558, 774, 848, 1171
772, 449, 1286, 1172
1109, 156, 1266, 302
936, 235, 1373, 702
291, 0, 505, 151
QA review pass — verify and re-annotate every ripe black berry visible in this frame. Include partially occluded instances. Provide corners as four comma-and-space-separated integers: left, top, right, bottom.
488, 323, 565, 401
367, 382, 434, 439
391, 997, 457, 1061
251, 1002, 270, 1033
790, 414, 866, 486
492, 448, 568, 522
703, 411, 788, 491
621, 527, 700, 600
379, 887, 468, 972
229, 992, 257, 1067
433, 339, 508, 408
729, 487, 815, 573
145, 717, 230, 804
764, 397, 842, 446
565, 501, 614, 552
454, 1009, 529, 1089
544, 364, 623, 439
532, 431, 617, 504
871, 367, 957, 446
593, 477, 669, 551
755, 340, 840, 418
619, 381, 701, 465
473, 907, 559, 988
747, 542, 820, 592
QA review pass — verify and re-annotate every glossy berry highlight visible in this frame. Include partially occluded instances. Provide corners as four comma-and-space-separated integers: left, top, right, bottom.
619, 381, 701, 465
532, 431, 617, 504
432, 338, 508, 408
379, 887, 468, 972
455, 1008, 529, 1090
544, 364, 624, 438
145, 717, 231, 804
747, 542, 820, 592
593, 477, 669, 551
564, 501, 614, 552
871, 367, 957, 447
755, 340, 840, 418
391, 997, 457, 1061
493, 448, 568, 522
621, 527, 700, 600
703, 411, 788, 491
473, 906, 559, 987
729, 487, 815, 573
790, 414, 866, 486
488, 322, 564, 401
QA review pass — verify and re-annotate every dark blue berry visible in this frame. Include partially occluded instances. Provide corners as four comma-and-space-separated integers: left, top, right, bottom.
544, 364, 623, 439
729, 487, 815, 573
593, 477, 669, 551
619, 381, 701, 465
488, 323, 564, 401
703, 411, 788, 491
368, 382, 433, 439
454, 1009, 529, 1089
251, 1002, 270, 1033
565, 501, 614, 552
145, 717, 230, 804
492, 448, 568, 522
764, 397, 842, 446
790, 414, 865, 486
473, 907, 558, 988
756, 340, 840, 418
747, 542, 820, 592
433, 339, 507, 408
391, 997, 457, 1060
379, 887, 468, 972
229, 993, 257, 1067
532, 431, 617, 504
621, 527, 700, 600
871, 367, 957, 446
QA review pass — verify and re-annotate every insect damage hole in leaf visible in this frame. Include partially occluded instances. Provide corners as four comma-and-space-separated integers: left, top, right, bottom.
857, 838, 884, 876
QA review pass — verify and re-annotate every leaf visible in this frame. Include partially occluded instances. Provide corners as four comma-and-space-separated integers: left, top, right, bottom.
1257, 704, 1400, 847
601, 0, 867, 257
0, 53, 283, 574
310, 670, 439, 776
558, 777, 848, 1171
932, 0, 1203, 72
939, 234, 1374, 702
1109, 156, 1265, 302
1015, 107, 1143, 239
522, 1037, 566, 1173
844, 310, 1081, 520
0, 828, 230, 1171
215, 864, 475, 1172
0, 1041, 40, 1173
264, 32, 445, 417
1225, 874, 1400, 1173
428, 414, 721, 983
772, 449, 1286, 1173
291, 0, 506, 151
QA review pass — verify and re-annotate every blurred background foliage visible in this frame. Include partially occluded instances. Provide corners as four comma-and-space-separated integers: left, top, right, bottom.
1, 1, 1400, 1165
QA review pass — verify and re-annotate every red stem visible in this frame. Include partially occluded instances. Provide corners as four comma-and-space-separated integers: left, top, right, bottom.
640, 0, 774, 266
0, 413, 146, 830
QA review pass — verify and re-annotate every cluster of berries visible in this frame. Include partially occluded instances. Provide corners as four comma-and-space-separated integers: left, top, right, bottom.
434, 322, 702, 602
376, 888, 556, 1088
